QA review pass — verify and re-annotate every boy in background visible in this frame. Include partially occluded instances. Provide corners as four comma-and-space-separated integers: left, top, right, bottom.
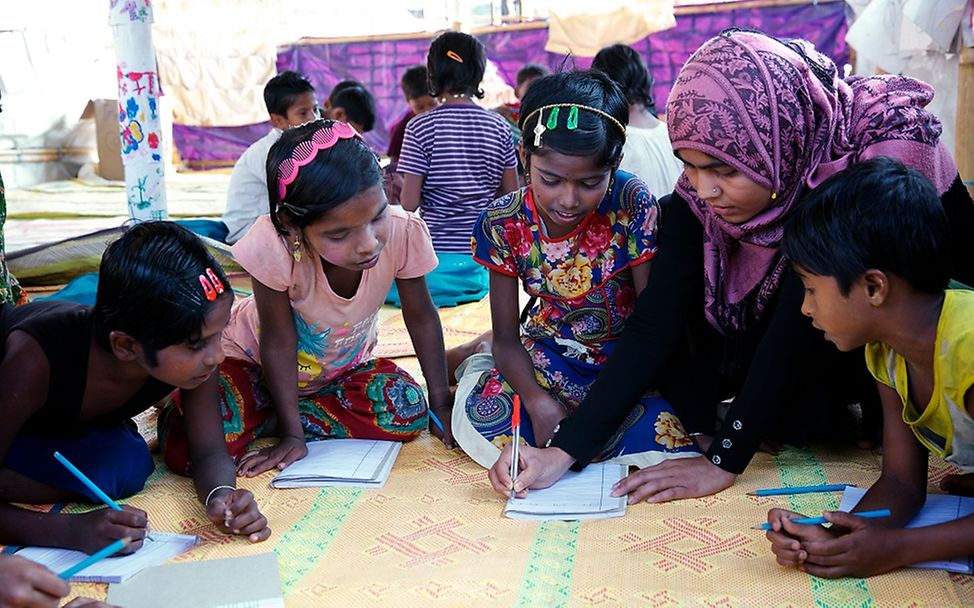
323, 81, 377, 135
222, 71, 317, 244
766, 157, 974, 578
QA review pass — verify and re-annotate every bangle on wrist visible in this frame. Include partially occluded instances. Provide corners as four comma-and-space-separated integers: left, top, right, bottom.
204, 484, 236, 507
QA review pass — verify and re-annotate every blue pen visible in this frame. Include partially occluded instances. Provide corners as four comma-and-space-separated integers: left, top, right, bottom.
755, 508, 891, 531
54, 452, 123, 511
427, 408, 445, 434
748, 483, 853, 496
58, 537, 131, 579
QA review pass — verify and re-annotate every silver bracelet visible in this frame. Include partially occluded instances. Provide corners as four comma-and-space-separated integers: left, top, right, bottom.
204, 484, 236, 507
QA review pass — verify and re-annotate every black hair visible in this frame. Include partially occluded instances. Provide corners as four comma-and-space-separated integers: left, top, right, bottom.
266, 119, 383, 235
330, 85, 377, 132
327, 80, 363, 105
591, 44, 657, 117
783, 157, 951, 295
400, 65, 430, 100
94, 221, 232, 366
263, 71, 315, 117
517, 70, 629, 169
516, 63, 549, 89
427, 31, 487, 99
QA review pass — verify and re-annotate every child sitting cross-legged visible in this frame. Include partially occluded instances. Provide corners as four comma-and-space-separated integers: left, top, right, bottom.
765, 157, 974, 578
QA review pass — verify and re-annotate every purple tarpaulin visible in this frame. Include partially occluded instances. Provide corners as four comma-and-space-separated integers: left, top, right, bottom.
174, 1, 847, 166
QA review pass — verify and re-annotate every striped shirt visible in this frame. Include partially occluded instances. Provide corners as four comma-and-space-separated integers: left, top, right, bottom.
398, 104, 517, 253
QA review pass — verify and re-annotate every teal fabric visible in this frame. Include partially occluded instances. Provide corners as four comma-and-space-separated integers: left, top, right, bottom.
386, 253, 488, 308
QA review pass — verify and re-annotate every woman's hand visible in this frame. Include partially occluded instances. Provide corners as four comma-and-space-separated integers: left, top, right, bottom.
610, 456, 736, 503
72, 506, 148, 555
205, 488, 272, 543
488, 443, 575, 497
236, 435, 308, 477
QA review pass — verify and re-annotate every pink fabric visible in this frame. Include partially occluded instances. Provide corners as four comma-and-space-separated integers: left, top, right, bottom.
666, 30, 956, 334
223, 207, 437, 395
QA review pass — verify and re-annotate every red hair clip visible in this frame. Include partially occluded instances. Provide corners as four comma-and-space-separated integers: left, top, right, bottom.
198, 268, 224, 302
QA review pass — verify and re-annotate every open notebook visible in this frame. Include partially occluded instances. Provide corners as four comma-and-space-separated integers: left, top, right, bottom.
504, 463, 628, 521
107, 552, 284, 608
271, 438, 402, 488
15, 531, 199, 583
839, 486, 974, 574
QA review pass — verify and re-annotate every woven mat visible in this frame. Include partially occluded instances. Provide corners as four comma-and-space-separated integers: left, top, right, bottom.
372, 297, 491, 359
56, 432, 974, 607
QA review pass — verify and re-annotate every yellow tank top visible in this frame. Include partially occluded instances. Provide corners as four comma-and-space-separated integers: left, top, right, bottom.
864, 290, 974, 470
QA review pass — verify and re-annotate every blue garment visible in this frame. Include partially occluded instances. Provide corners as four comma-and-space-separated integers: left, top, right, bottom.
385, 252, 488, 308
4, 422, 154, 501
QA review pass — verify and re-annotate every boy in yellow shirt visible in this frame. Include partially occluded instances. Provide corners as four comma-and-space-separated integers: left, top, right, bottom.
765, 157, 974, 578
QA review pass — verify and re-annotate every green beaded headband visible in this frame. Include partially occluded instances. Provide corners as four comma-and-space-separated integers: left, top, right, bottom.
520, 103, 627, 148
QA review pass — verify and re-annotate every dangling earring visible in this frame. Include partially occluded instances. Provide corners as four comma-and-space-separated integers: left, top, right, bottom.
292, 235, 302, 262
607, 173, 616, 195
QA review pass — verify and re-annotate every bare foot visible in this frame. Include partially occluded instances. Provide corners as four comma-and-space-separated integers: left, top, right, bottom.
446, 331, 492, 384
941, 473, 974, 497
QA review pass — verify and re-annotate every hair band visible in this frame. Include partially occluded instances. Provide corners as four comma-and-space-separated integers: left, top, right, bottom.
521, 103, 627, 147
446, 50, 464, 63
277, 120, 364, 203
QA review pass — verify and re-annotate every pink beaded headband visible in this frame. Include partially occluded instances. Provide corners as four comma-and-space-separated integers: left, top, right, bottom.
277, 120, 364, 203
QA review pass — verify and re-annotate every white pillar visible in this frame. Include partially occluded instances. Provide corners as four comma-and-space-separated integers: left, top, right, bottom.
109, 0, 167, 220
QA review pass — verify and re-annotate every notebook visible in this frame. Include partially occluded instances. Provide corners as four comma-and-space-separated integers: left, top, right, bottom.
15, 531, 199, 583
839, 486, 974, 574
106, 552, 284, 608
504, 463, 628, 521
270, 438, 402, 488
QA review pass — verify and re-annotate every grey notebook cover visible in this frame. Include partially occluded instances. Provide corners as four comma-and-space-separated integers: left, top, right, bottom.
106, 552, 284, 608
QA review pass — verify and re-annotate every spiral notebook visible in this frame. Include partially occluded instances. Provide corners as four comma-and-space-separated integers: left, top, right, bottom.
504, 463, 628, 521
839, 486, 974, 574
270, 438, 402, 488
15, 531, 199, 583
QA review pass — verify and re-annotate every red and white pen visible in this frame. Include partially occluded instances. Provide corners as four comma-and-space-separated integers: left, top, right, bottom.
509, 394, 521, 499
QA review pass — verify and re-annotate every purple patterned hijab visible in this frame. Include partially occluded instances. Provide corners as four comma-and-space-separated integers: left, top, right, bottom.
666, 30, 957, 334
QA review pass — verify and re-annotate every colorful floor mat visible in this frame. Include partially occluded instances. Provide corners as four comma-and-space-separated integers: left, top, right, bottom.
373, 297, 492, 359
55, 435, 973, 607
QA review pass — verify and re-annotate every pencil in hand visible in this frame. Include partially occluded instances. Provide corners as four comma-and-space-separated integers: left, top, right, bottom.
509, 395, 521, 499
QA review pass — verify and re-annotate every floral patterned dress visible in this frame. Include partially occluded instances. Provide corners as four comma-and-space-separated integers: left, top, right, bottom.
0, 172, 25, 307
455, 171, 697, 467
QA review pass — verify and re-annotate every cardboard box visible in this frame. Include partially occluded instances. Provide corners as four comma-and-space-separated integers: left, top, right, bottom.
81, 99, 124, 181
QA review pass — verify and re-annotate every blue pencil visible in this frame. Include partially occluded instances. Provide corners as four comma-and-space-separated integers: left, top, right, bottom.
748, 483, 853, 496
58, 536, 131, 579
754, 508, 891, 531
53, 451, 122, 511
427, 409, 445, 434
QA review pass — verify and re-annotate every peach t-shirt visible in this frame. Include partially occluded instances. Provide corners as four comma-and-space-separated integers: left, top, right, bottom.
223, 206, 438, 395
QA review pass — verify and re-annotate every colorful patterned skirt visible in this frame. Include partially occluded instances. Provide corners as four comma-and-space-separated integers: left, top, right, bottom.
160, 357, 428, 475
452, 336, 700, 469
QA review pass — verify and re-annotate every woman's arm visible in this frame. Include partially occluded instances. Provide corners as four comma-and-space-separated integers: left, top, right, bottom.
549, 194, 703, 465
235, 279, 307, 476
396, 275, 454, 447
400, 174, 425, 212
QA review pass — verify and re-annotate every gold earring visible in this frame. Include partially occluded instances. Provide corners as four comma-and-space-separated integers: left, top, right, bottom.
292, 236, 302, 262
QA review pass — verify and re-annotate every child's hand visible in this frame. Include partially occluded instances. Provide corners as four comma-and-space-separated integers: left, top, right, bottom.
0, 554, 69, 608
429, 404, 455, 449
488, 443, 575, 498
205, 488, 272, 543
796, 511, 905, 578
236, 435, 308, 477
523, 394, 566, 447
765, 508, 837, 570
73, 506, 148, 555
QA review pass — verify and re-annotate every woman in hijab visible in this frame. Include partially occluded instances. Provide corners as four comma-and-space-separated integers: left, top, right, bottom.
488, 28, 974, 502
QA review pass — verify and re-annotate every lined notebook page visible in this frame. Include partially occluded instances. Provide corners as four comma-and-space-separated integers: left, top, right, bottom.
839, 486, 974, 573
15, 531, 199, 583
504, 463, 628, 520
271, 438, 401, 488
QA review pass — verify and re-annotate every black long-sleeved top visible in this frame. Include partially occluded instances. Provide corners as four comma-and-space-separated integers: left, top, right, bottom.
551, 176, 974, 474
